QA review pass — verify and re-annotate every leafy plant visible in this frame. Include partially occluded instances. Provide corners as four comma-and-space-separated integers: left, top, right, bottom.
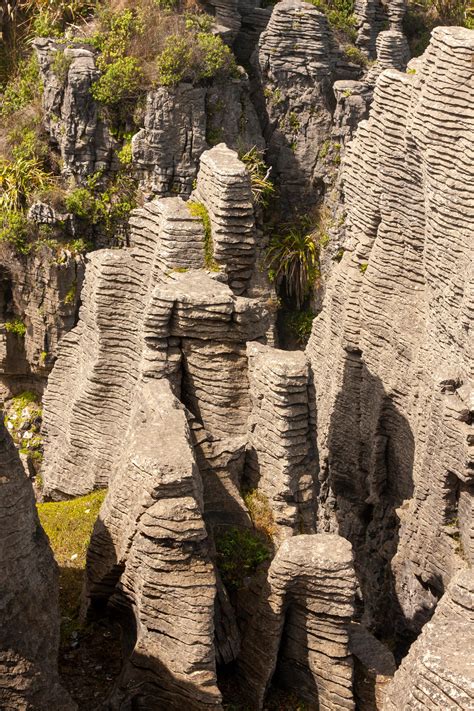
187, 201, 219, 270
243, 490, 276, 540
344, 44, 368, 67
306, 0, 357, 40
0, 54, 42, 118
284, 309, 315, 345
156, 30, 237, 86
5, 318, 27, 336
0, 156, 53, 211
266, 220, 319, 308
239, 146, 275, 207
51, 49, 72, 83
215, 527, 270, 591
0, 211, 30, 253
91, 56, 144, 105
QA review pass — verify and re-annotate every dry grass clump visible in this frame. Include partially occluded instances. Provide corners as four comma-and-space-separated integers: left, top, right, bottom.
243, 488, 277, 541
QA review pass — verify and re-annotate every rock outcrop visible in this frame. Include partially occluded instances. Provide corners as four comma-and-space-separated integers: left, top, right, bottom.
238, 534, 357, 710
383, 570, 474, 710
0, 243, 83, 398
34, 38, 119, 180
133, 79, 263, 199
0, 418, 74, 710
86, 379, 221, 709
245, 342, 317, 538
307, 26, 474, 642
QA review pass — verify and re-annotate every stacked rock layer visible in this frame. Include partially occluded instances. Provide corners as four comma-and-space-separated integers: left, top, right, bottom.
307, 27, 474, 642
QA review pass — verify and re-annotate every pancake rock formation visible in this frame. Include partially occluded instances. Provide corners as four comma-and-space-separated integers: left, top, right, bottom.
0, 419, 74, 710
307, 25, 474, 644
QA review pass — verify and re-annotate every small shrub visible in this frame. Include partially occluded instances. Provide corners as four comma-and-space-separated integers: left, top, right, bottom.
187, 201, 219, 270
243, 490, 276, 540
117, 135, 133, 165
239, 146, 275, 207
5, 318, 27, 336
266, 219, 319, 308
91, 56, 144, 105
195, 32, 236, 80
64, 281, 77, 304
51, 49, 73, 83
344, 44, 368, 67
1, 55, 43, 118
0, 156, 53, 211
284, 309, 315, 345
215, 527, 270, 591
156, 36, 192, 86
0, 211, 30, 253
359, 261, 368, 274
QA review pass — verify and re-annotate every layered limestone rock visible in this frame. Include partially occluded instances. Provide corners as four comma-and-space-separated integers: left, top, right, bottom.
193, 143, 256, 294
307, 27, 474, 642
34, 38, 119, 180
41, 145, 270, 501
238, 534, 357, 710
0, 419, 74, 710
86, 379, 221, 710
133, 79, 263, 199
0, 243, 83, 397
253, 0, 335, 210
245, 342, 317, 538
383, 570, 474, 710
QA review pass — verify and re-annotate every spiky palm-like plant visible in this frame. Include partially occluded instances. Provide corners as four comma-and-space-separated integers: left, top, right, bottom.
266, 222, 319, 308
0, 156, 52, 211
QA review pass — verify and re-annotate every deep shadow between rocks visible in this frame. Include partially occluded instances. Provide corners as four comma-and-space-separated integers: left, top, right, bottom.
321, 352, 425, 658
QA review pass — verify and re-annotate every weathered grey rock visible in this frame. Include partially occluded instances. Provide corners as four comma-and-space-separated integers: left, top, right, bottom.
349, 623, 396, 710
234, 0, 271, 64
307, 27, 474, 643
193, 143, 257, 294
41, 146, 270, 498
34, 38, 119, 180
245, 342, 317, 538
0, 418, 75, 710
133, 79, 263, 199
86, 379, 222, 710
253, 0, 335, 210
0, 243, 83, 395
383, 570, 474, 710
238, 534, 357, 709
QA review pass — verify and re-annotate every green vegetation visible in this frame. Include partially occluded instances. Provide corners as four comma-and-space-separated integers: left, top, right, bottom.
243, 489, 276, 541
266, 219, 319, 308
187, 201, 219, 271
37, 489, 107, 641
215, 527, 270, 591
51, 49, 72, 83
0, 55, 42, 118
239, 146, 275, 208
5, 318, 27, 336
305, 0, 357, 40
359, 261, 368, 274
404, 0, 473, 56
343, 44, 368, 67
157, 31, 237, 86
0, 155, 53, 211
64, 281, 77, 304
284, 308, 315, 345
65, 171, 137, 239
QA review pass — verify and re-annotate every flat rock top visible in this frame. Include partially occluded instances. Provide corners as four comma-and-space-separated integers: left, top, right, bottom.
248, 341, 308, 375
277, 533, 354, 567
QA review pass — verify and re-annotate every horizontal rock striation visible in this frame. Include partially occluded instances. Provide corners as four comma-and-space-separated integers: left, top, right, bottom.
253, 0, 335, 210
238, 534, 357, 710
41, 145, 270, 499
193, 144, 256, 294
383, 570, 474, 710
307, 26, 474, 643
86, 379, 221, 710
34, 38, 119, 180
0, 419, 74, 710
133, 80, 263, 199
245, 342, 317, 538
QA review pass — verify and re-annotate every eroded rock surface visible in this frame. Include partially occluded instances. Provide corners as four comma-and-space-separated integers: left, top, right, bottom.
238, 534, 357, 710
383, 570, 474, 710
307, 26, 474, 642
0, 419, 74, 710
86, 379, 221, 710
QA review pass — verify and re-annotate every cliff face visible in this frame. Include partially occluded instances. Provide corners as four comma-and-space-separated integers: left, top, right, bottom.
2, 0, 473, 707
307, 26, 473, 643
0, 419, 74, 710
